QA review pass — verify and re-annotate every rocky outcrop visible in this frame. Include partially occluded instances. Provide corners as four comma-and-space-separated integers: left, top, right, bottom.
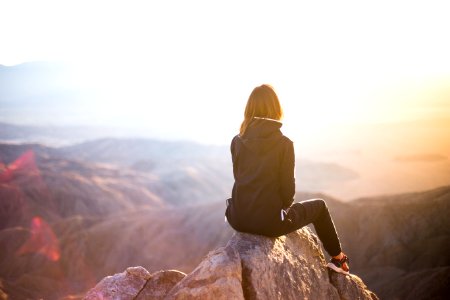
84, 227, 378, 299
329, 271, 377, 300
84, 267, 186, 300
84, 266, 151, 300
136, 270, 187, 300
166, 246, 243, 300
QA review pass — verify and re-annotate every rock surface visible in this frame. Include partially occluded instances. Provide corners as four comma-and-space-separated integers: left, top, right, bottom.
137, 270, 186, 300
166, 246, 243, 300
329, 271, 378, 300
84, 228, 378, 299
84, 266, 151, 300
84, 267, 186, 300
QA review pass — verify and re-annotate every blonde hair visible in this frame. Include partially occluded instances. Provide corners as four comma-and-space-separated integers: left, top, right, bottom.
239, 84, 283, 136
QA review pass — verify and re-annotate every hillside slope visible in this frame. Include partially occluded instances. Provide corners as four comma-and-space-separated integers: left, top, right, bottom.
332, 186, 450, 299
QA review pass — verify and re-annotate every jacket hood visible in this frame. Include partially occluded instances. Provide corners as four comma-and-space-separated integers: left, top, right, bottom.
240, 118, 283, 154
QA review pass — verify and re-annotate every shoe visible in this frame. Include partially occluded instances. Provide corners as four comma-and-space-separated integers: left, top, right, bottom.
327, 254, 350, 275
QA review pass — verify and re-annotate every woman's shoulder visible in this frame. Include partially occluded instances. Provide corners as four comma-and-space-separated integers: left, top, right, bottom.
230, 134, 241, 153
231, 134, 240, 145
232, 134, 240, 140
280, 134, 294, 145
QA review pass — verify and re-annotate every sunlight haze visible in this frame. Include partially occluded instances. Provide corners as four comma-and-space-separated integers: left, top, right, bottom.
1, 0, 449, 144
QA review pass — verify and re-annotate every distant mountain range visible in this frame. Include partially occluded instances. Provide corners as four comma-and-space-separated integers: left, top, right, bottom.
0, 132, 361, 203
3, 116, 450, 200
0, 140, 449, 299
0, 122, 136, 146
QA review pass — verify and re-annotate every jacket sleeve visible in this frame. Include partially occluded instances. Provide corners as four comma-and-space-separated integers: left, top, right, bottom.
280, 139, 295, 209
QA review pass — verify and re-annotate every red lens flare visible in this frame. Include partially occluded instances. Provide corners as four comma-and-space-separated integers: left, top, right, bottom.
0, 150, 40, 182
16, 216, 61, 261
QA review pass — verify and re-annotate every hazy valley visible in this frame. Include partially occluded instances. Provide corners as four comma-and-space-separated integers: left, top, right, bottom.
0, 136, 449, 299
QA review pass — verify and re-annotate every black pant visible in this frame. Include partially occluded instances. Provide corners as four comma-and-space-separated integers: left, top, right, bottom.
282, 199, 342, 257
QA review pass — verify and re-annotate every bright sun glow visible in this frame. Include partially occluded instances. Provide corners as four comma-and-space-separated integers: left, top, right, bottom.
1, 0, 449, 144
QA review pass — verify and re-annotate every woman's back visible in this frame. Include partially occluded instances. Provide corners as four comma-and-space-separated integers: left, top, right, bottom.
226, 117, 295, 236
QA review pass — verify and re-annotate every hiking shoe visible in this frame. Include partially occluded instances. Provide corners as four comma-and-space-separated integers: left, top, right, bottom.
327, 254, 350, 275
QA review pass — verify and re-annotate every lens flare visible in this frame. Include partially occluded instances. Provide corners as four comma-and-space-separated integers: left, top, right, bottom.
16, 216, 61, 261
0, 150, 40, 182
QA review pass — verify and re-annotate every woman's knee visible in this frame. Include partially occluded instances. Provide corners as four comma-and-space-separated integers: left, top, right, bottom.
304, 198, 326, 210
315, 198, 325, 206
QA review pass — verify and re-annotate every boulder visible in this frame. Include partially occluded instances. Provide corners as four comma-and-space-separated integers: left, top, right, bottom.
329, 271, 378, 300
84, 266, 151, 300
166, 245, 243, 300
137, 270, 186, 300
84, 228, 378, 299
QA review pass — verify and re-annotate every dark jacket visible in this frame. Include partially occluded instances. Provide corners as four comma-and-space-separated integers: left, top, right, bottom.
225, 118, 295, 236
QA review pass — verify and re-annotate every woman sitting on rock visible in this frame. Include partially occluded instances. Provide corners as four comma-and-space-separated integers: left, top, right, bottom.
225, 84, 350, 274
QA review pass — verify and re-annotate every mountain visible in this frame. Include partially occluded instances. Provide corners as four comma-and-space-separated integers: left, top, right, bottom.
0, 136, 360, 205
0, 143, 165, 229
58, 138, 362, 204
0, 122, 134, 146
60, 138, 234, 205
3, 119, 449, 200
0, 140, 449, 299
330, 186, 450, 299
0, 142, 234, 299
2, 182, 449, 299
0, 202, 232, 300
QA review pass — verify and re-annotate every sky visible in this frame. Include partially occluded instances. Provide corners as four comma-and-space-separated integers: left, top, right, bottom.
1, 0, 449, 144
